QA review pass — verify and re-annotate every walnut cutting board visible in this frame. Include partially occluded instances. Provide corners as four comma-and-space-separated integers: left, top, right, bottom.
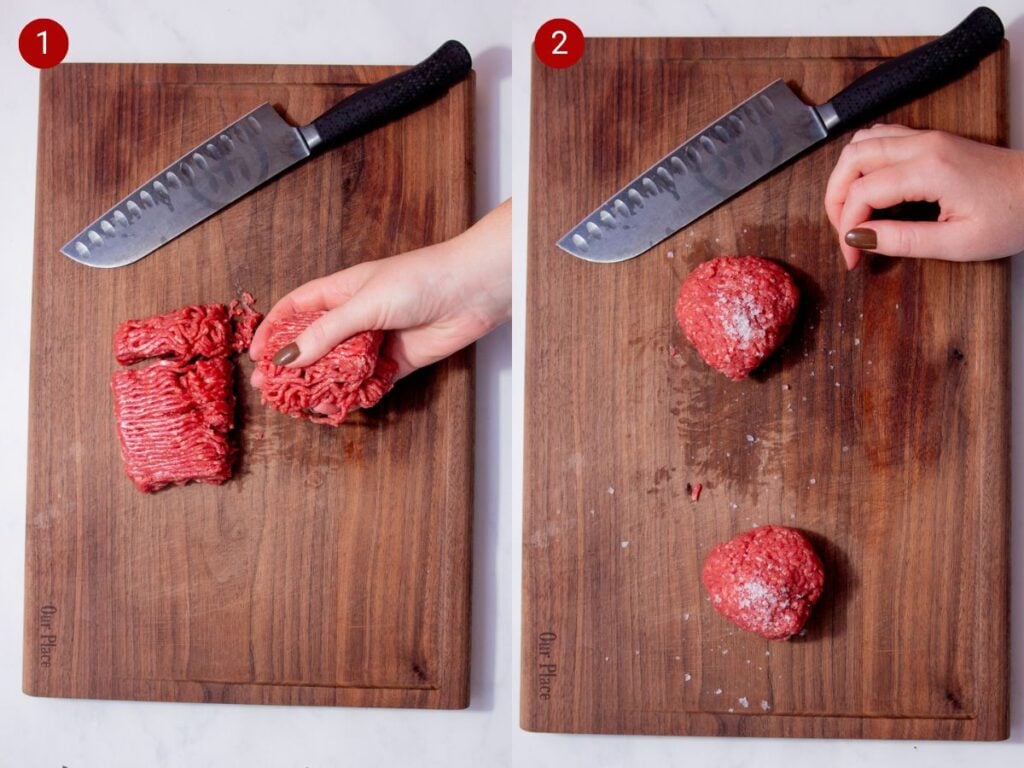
523, 37, 1008, 739
24, 63, 473, 708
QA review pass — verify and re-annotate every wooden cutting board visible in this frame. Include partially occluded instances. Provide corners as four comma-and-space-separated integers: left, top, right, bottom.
523, 37, 1008, 739
24, 63, 473, 708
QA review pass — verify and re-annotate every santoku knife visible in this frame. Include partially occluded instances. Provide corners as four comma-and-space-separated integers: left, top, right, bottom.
61, 40, 472, 268
557, 7, 1004, 263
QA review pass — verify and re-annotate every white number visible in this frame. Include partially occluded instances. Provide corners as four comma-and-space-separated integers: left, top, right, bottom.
551, 29, 568, 55
37, 29, 47, 55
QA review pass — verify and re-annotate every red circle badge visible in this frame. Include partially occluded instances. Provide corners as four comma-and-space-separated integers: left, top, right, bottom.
534, 19, 584, 69
19, 19, 69, 69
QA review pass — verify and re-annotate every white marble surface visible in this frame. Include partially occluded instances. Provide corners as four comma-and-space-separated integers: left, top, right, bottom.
1, 0, 1021, 764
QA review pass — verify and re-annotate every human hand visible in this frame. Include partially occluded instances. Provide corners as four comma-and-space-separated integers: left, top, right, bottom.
249, 199, 511, 387
824, 124, 1024, 269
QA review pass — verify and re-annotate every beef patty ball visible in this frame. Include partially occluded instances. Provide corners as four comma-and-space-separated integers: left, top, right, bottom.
701, 525, 825, 640
675, 256, 799, 380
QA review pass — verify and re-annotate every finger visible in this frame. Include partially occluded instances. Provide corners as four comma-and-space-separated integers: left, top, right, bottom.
275, 293, 385, 367
248, 265, 374, 360
844, 219, 972, 261
836, 162, 938, 267
824, 135, 927, 230
848, 123, 921, 145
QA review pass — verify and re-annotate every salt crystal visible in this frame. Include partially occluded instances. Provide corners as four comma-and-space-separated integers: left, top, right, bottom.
761, 700, 771, 711
607, 486, 615, 495
667, 250, 675, 259
589, 509, 596, 516
782, 383, 790, 391
715, 688, 723, 695
730, 502, 738, 510
835, 382, 840, 387
809, 477, 817, 485
722, 648, 729, 655
728, 707, 735, 712
739, 697, 750, 708
675, 655, 681, 660
684, 673, 692, 681
605, 656, 610, 661
683, 612, 690, 621
765, 651, 771, 656
842, 446, 850, 453
746, 434, 756, 443
853, 338, 861, 346
620, 541, 629, 549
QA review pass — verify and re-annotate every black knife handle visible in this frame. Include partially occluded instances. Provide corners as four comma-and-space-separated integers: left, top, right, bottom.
821, 7, 1003, 134
303, 40, 472, 151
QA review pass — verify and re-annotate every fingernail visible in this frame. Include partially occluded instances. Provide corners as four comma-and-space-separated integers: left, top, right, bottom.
272, 342, 300, 366
845, 228, 877, 250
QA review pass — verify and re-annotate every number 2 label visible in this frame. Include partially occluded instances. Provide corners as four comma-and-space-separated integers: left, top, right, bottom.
535, 19, 584, 69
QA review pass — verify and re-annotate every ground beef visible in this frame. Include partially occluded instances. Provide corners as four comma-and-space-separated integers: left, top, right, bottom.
111, 358, 235, 493
675, 256, 799, 380
114, 304, 233, 365
112, 294, 260, 493
229, 291, 261, 353
256, 311, 397, 426
114, 294, 263, 364
701, 525, 824, 640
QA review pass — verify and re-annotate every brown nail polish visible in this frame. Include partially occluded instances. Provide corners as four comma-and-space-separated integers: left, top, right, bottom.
845, 228, 877, 250
272, 342, 300, 366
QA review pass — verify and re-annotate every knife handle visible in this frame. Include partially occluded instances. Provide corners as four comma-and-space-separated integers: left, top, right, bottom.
301, 40, 472, 151
820, 7, 1003, 134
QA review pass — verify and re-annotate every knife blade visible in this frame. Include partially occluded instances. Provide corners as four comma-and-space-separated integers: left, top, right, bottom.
61, 40, 472, 268
557, 7, 1004, 263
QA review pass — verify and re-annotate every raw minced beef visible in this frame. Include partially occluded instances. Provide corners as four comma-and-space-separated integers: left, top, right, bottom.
111, 294, 262, 493
114, 293, 262, 365
256, 311, 397, 426
111, 358, 235, 493
114, 304, 233, 365
701, 525, 825, 640
675, 256, 799, 380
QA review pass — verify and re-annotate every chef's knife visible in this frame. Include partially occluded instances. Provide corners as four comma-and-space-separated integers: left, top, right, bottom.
557, 7, 1003, 263
61, 40, 472, 268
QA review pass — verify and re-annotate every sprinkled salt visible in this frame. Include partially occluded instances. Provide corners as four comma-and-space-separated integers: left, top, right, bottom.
715, 688, 723, 695
667, 250, 675, 259
722, 648, 729, 655
684, 673, 692, 681
842, 446, 850, 453
746, 434, 756, 443
683, 612, 690, 621
809, 477, 816, 485
739, 697, 750, 708
607, 486, 615, 495
761, 700, 771, 711
853, 338, 861, 346
620, 541, 629, 549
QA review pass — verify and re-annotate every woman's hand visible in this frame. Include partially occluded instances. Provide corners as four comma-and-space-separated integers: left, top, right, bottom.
249, 199, 511, 386
824, 124, 1024, 269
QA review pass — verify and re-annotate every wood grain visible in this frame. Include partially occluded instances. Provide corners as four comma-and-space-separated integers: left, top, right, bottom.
24, 63, 474, 708
523, 37, 1008, 739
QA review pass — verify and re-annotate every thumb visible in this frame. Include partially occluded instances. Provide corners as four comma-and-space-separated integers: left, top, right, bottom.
845, 220, 970, 262
270, 294, 382, 367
